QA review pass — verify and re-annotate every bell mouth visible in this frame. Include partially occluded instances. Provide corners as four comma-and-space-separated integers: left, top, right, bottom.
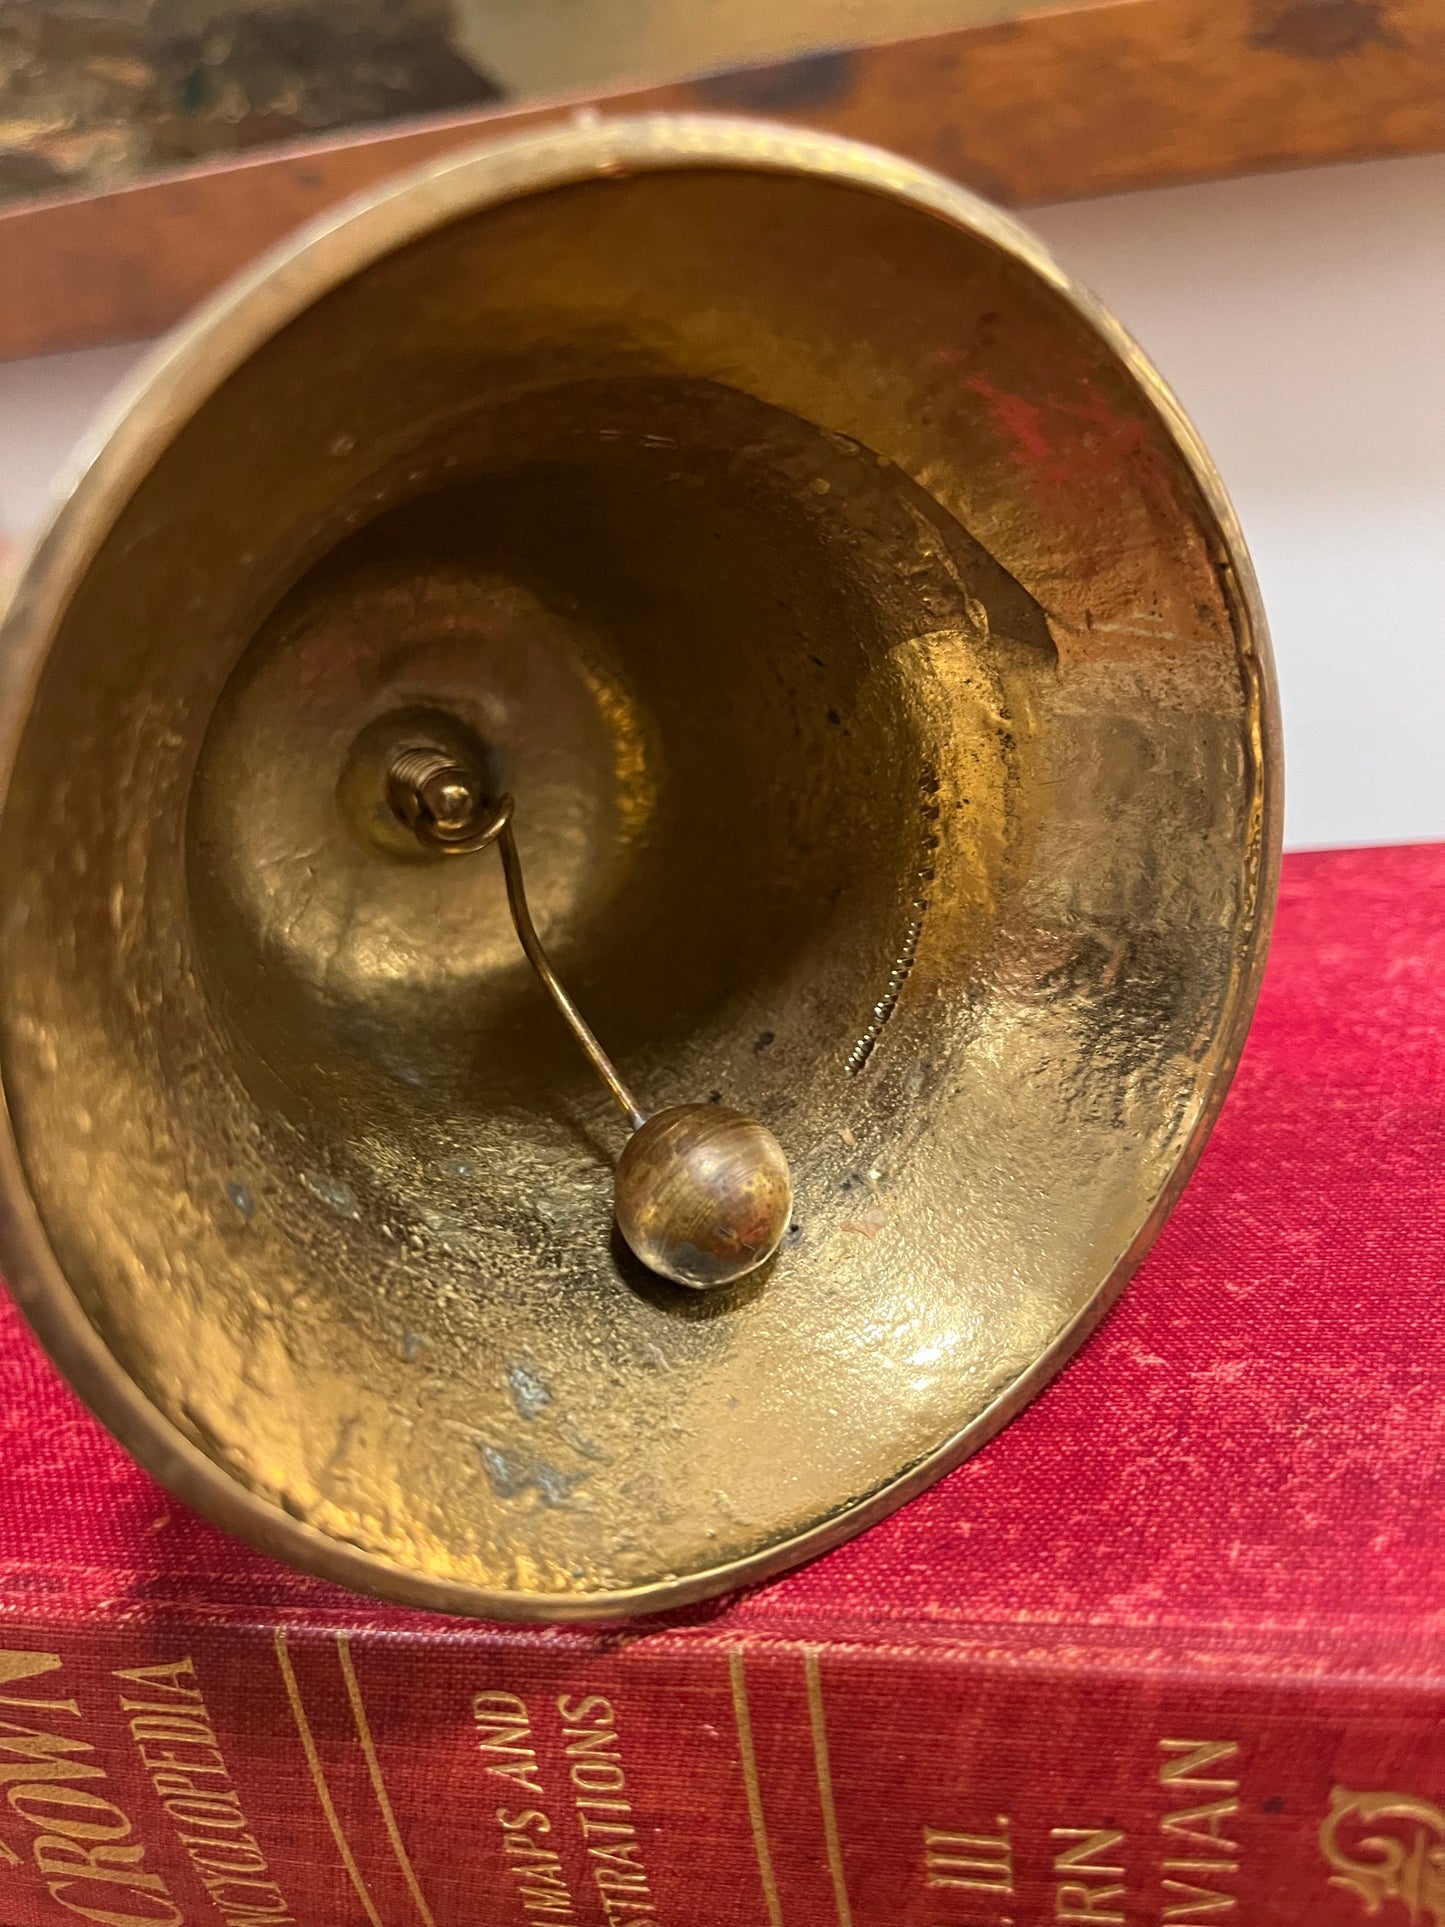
0, 117, 1277, 1618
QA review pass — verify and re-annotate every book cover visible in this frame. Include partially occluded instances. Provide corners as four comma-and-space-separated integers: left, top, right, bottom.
0, 842, 1440, 1927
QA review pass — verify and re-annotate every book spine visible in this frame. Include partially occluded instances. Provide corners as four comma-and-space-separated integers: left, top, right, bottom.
0, 1615, 1440, 1927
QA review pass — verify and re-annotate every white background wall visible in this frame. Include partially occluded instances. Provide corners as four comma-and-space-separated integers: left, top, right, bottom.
1, 150, 1440, 851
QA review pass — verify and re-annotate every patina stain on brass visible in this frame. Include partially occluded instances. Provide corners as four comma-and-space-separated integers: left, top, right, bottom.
0, 117, 1280, 1619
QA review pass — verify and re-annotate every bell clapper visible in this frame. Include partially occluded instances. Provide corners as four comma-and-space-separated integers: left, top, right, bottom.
386, 745, 792, 1289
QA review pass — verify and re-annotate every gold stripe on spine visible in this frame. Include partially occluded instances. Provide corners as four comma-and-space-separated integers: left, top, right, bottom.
337, 1634, 438, 1927
728, 1648, 785, 1927
273, 1628, 386, 1927
803, 1649, 854, 1927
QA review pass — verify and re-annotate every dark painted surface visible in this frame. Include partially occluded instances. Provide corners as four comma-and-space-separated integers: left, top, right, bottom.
0, 0, 503, 206
1250, 0, 1400, 56
692, 46, 857, 113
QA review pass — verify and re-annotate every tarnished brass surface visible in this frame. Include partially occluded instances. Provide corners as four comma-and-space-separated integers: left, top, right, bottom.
0, 116, 1280, 1619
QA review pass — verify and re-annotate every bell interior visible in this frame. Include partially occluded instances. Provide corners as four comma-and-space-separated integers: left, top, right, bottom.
0, 136, 1269, 1613
183, 374, 1043, 1163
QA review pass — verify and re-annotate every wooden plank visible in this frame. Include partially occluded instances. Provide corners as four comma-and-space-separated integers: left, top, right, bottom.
2, 0, 1441, 363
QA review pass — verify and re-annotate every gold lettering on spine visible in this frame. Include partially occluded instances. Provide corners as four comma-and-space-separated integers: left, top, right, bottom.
556, 1693, 664, 1927
1159, 1744, 1239, 1791
0, 1648, 184, 1927
802, 1651, 854, 1927
1319, 1786, 1445, 1924
272, 1631, 383, 1927
1158, 1741, 1241, 1922
1051, 1829, 1125, 1922
727, 1651, 784, 1927
473, 1694, 578, 1921
335, 1636, 436, 1927
924, 1820, 1014, 1896
116, 1659, 295, 1927
474, 1692, 547, 1798
116, 1657, 300, 1927
0, 1653, 65, 1689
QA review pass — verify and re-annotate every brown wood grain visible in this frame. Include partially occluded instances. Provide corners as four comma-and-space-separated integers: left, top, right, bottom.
2, 0, 1442, 362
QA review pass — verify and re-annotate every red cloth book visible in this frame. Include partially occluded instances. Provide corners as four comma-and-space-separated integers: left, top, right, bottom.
0, 842, 1440, 1927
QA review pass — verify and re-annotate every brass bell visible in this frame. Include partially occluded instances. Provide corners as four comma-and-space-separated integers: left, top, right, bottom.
0, 116, 1280, 1620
